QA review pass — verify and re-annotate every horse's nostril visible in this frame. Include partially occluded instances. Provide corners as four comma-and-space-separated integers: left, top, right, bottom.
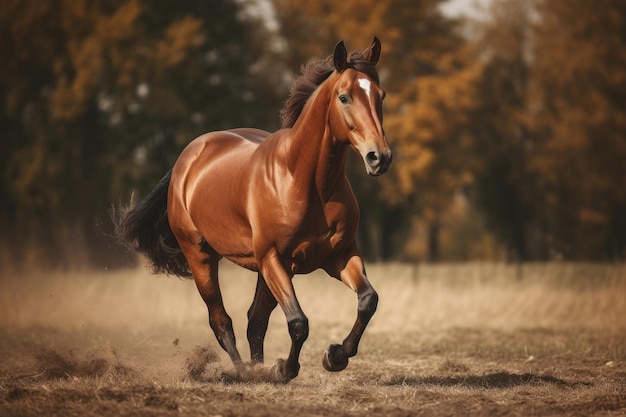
366, 151, 379, 164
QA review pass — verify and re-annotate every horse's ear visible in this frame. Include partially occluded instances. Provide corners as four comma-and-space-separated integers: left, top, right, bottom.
333, 40, 348, 71
367, 36, 381, 65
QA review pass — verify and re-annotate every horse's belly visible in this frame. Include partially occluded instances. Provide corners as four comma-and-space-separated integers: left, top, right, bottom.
224, 253, 259, 272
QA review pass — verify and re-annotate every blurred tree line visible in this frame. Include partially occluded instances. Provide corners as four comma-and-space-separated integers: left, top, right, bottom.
1, 0, 625, 270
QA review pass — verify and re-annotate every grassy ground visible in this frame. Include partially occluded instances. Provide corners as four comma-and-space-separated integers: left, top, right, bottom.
1, 262, 625, 416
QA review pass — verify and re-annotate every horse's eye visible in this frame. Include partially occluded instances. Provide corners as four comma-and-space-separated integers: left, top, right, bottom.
339, 95, 350, 104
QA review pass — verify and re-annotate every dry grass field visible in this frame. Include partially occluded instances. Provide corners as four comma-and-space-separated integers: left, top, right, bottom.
1, 262, 625, 416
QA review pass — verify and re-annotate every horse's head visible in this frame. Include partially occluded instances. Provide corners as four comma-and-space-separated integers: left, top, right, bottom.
329, 37, 392, 176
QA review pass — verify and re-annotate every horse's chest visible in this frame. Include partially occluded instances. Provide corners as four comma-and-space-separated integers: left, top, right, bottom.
289, 235, 333, 274
287, 216, 353, 274
269, 187, 358, 273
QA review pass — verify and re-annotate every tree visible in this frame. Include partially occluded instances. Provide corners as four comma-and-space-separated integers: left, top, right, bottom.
473, 0, 626, 260
470, 0, 537, 261
529, 0, 626, 259
383, 42, 482, 261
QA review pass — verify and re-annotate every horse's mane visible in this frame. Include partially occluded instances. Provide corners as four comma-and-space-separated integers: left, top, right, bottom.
279, 48, 380, 129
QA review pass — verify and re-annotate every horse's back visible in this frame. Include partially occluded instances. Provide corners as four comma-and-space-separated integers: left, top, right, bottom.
174, 128, 270, 177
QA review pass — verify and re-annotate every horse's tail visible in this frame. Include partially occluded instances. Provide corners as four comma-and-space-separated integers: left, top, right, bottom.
113, 169, 192, 278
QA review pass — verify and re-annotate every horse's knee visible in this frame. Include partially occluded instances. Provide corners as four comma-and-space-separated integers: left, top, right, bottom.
358, 289, 378, 317
288, 316, 309, 344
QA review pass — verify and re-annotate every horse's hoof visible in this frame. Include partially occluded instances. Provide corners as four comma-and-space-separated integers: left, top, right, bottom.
322, 344, 349, 372
269, 359, 290, 383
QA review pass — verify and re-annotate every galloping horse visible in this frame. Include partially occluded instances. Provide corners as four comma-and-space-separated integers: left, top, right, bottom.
115, 38, 391, 382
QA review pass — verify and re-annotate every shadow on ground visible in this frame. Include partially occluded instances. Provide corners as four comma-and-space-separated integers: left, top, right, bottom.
383, 371, 591, 389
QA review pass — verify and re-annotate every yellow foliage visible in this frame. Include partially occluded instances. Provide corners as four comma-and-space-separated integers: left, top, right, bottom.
49, 0, 144, 120
46, 0, 205, 121
383, 46, 483, 206
156, 17, 204, 71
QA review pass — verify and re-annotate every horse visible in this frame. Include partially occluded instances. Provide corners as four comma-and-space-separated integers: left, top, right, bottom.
115, 37, 391, 382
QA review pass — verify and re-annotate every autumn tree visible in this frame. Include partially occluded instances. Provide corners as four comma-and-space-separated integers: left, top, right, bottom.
469, 0, 537, 261
472, 0, 626, 260
528, 0, 626, 259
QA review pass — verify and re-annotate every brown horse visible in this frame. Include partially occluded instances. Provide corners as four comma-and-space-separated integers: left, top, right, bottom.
115, 37, 391, 382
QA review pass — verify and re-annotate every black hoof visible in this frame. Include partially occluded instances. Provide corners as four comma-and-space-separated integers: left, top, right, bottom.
322, 344, 349, 372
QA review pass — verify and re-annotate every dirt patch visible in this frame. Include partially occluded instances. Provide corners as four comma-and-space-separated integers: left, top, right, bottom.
1, 326, 624, 417
33, 349, 109, 380
26, 347, 139, 382
185, 345, 220, 381
384, 371, 587, 389
1, 265, 625, 416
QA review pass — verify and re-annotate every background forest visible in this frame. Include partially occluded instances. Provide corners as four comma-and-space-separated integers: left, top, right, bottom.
1, 0, 625, 270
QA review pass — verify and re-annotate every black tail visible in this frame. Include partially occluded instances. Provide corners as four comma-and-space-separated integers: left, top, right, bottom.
113, 169, 191, 277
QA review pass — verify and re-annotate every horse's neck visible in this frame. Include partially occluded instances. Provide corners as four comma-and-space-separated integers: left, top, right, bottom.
287, 84, 347, 200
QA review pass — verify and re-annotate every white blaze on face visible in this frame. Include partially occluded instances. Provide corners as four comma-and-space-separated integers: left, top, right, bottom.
358, 78, 371, 98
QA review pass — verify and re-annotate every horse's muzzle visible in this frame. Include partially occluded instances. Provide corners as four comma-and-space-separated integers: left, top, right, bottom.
365, 149, 392, 176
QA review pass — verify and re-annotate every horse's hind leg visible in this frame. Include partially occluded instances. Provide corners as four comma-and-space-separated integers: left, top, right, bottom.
323, 245, 378, 372
247, 273, 277, 364
178, 236, 243, 371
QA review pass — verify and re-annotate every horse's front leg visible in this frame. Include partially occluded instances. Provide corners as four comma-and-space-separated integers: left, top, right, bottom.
258, 248, 309, 382
323, 245, 378, 372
